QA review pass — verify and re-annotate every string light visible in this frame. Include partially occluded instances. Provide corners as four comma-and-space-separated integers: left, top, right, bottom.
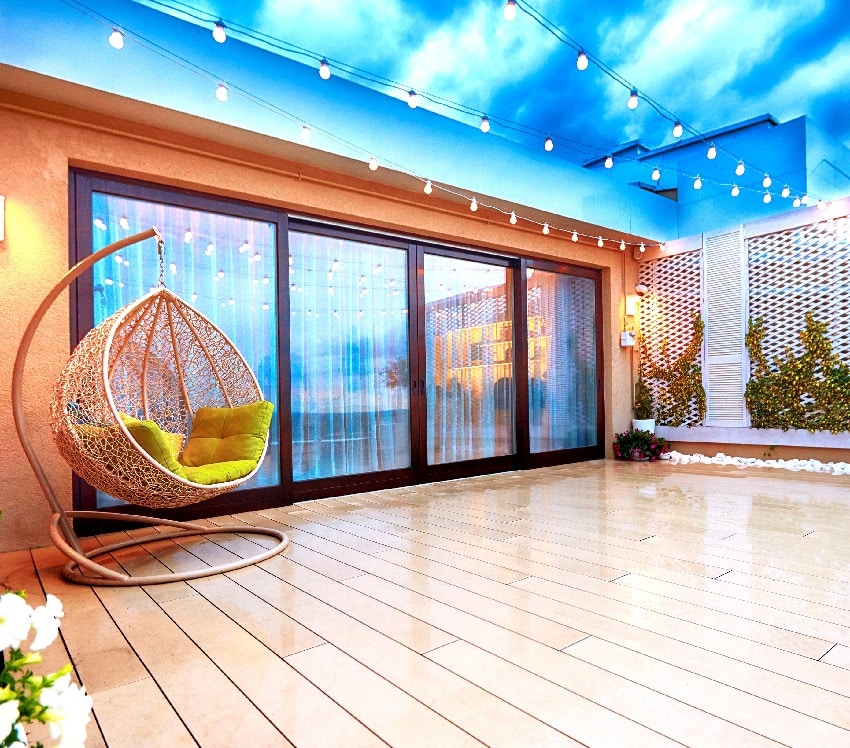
706, 143, 717, 160
318, 58, 331, 79
660, 243, 667, 251
509, 211, 517, 224
503, 0, 517, 21
369, 156, 379, 171
470, 197, 478, 212
215, 83, 228, 102
597, 236, 604, 248
301, 125, 311, 142
423, 179, 432, 194
108, 29, 124, 49
762, 174, 772, 189
407, 90, 418, 109
217, 269, 225, 279
627, 90, 639, 110
544, 137, 554, 152
793, 196, 801, 208
735, 160, 746, 176
571, 231, 578, 242
731, 184, 740, 197
604, 155, 614, 169
94, 218, 107, 231
542, 222, 549, 235
576, 50, 588, 71
480, 115, 490, 133
639, 242, 646, 253
183, 229, 193, 243
651, 166, 661, 181
781, 184, 790, 199
763, 191, 772, 204
672, 122, 684, 138
801, 194, 810, 205
119, 216, 130, 230
212, 20, 226, 43
619, 239, 626, 251
693, 175, 702, 190
817, 199, 827, 211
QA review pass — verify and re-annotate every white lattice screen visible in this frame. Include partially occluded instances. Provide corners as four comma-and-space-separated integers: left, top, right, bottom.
637, 249, 703, 426
748, 216, 850, 366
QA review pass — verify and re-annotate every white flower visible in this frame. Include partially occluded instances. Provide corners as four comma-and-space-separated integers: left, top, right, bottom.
0, 593, 33, 650
30, 595, 64, 652
40, 674, 93, 748
0, 700, 21, 745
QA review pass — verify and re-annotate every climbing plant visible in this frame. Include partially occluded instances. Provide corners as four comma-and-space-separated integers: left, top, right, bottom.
745, 313, 850, 433
639, 311, 706, 427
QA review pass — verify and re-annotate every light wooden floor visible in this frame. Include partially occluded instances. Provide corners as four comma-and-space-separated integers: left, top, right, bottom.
7, 459, 850, 747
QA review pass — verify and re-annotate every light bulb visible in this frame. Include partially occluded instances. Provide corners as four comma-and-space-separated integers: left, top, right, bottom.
470, 197, 478, 212
183, 229, 193, 243
423, 179, 432, 194
319, 59, 331, 80
544, 137, 554, 152
369, 156, 379, 171
693, 175, 702, 190
408, 90, 418, 108
542, 222, 549, 235
793, 196, 801, 208
480, 115, 491, 133
763, 191, 772, 204
627, 90, 639, 110
781, 184, 790, 199
504, 0, 517, 21
510, 211, 517, 225
801, 194, 809, 205
108, 29, 124, 49
576, 50, 588, 71
619, 239, 626, 251
639, 242, 646, 253
731, 184, 740, 197
597, 236, 604, 248
604, 155, 614, 169
571, 231, 578, 242
817, 198, 827, 211
762, 174, 772, 189
660, 243, 667, 251
95, 218, 108, 231
301, 125, 311, 142
216, 84, 228, 102
212, 21, 226, 43
672, 122, 683, 138
651, 166, 661, 181
735, 160, 745, 176
707, 143, 717, 160
217, 269, 225, 279
119, 216, 130, 230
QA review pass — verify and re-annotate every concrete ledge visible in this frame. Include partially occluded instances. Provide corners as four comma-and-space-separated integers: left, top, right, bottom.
657, 425, 850, 449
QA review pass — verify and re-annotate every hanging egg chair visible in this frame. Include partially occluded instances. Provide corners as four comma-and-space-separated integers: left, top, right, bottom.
13, 228, 289, 586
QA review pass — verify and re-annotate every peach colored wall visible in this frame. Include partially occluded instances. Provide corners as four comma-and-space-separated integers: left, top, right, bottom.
0, 92, 636, 552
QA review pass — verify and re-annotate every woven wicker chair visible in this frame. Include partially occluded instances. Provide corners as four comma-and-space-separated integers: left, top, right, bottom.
13, 228, 288, 586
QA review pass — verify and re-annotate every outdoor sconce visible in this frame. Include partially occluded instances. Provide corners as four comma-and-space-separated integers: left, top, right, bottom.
0, 195, 5, 242
625, 294, 640, 317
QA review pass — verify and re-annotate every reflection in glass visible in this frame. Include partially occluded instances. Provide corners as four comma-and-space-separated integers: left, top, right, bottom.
90, 193, 280, 504
425, 255, 515, 464
289, 232, 410, 480
528, 271, 597, 452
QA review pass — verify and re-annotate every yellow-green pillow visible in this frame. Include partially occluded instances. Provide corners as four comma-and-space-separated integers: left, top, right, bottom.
180, 401, 273, 468
119, 413, 187, 478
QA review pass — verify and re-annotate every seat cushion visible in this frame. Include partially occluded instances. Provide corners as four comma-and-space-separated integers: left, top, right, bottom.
182, 460, 260, 485
179, 401, 274, 468
118, 413, 187, 478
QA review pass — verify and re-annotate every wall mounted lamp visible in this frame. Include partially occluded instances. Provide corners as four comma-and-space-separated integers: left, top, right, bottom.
625, 294, 640, 317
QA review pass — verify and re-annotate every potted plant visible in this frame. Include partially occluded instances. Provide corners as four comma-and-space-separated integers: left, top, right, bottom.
632, 377, 656, 433
613, 429, 671, 461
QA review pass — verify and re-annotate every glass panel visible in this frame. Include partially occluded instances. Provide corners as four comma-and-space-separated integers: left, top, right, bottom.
289, 232, 410, 480
527, 270, 597, 452
425, 254, 515, 464
90, 193, 280, 506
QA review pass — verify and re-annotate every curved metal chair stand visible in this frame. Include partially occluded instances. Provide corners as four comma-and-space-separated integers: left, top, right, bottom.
13, 228, 289, 586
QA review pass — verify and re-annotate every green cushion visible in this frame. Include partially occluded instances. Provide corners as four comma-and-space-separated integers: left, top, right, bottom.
119, 413, 188, 479
180, 401, 273, 468
182, 460, 260, 485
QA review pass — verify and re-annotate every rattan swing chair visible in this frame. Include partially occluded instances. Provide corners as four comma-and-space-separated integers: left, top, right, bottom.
12, 228, 289, 586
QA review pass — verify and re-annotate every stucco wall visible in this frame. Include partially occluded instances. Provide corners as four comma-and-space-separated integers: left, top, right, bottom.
0, 91, 637, 552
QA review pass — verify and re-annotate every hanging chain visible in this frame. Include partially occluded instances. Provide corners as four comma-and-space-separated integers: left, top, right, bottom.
154, 227, 166, 288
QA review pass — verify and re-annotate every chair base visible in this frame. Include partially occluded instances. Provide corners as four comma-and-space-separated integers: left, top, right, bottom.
51, 510, 289, 587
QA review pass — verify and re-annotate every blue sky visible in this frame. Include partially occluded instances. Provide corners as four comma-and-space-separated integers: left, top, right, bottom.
136, 0, 850, 162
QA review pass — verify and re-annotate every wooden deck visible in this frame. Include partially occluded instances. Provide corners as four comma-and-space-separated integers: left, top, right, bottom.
6, 459, 850, 747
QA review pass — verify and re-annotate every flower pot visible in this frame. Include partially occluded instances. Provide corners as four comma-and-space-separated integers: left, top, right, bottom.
632, 418, 656, 433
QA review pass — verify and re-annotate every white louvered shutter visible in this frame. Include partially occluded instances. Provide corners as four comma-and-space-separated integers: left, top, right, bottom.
702, 228, 748, 426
